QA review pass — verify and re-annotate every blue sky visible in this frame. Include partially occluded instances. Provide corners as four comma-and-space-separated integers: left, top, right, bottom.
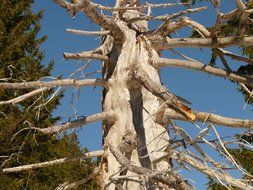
33, 0, 252, 189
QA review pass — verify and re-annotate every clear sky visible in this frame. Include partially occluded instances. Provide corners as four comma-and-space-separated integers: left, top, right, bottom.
33, 0, 252, 189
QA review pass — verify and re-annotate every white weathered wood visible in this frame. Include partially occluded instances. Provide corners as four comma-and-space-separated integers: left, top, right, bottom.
35, 111, 116, 135
156, 58, 253, 88
163, 108, 253, 129
2, 150, 104, 173
0, 79, 107, 89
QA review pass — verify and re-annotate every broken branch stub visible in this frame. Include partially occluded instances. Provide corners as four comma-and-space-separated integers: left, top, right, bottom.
130, 67, 195, 121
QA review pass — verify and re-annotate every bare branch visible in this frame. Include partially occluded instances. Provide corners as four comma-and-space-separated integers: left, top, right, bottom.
217, 49, 253, 65
53, 0, 122, 39
163, 108, 253, 129
156, 58, 253, 88
153, 36, 253, 49
0, 79, 108, 89
91, 2, 187, 12
35, 111, 116, 135
234, 0, 246, 10
2, 150, 104, 173
56, 167, 100, 190
172, 152, 253, 190
128, 6, 207, 23
110, 146, 193, 190
0, 87, 49, 106
66, 28, 110, 36
63, 51, 109, 61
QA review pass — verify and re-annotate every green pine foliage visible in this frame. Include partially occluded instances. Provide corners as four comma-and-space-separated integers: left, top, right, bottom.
0, 0, 99, 189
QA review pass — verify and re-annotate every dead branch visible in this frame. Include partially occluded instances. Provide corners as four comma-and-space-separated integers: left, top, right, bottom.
172, 152, 253, 190
63, 51, 109, 61
163, 108, 253, 129
35, 111, 116, 135
128, 6, 207, 23
91, 2, 187, 12
156, 58, 253, 88
153, 36, 253, 49
66, 28, 110, 36
0, 79, 108, 89
234, 0, 246, 10
2, 150, 104, 173
53, 0, 122, 40
130, 67, 195, 120
217, 49, 253, 65
0, 87, 49, 106
109, 146, 193, 190
55, 167, 100, 190
160, 17, 210, 37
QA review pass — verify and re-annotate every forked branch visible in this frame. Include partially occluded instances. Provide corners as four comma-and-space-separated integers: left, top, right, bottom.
53, 0, 122, 39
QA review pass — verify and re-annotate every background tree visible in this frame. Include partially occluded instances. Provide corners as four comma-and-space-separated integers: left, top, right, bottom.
1, 0, 253, 189
0, 0, 98, 189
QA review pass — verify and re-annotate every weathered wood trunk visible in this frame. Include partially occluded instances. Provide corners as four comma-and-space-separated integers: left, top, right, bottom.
101, 4, 170, 189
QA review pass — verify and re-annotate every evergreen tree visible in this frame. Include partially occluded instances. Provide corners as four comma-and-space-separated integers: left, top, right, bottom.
0, 0, 98, 189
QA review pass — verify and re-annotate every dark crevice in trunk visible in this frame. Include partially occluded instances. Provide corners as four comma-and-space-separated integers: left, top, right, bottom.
129, 89, 152, 169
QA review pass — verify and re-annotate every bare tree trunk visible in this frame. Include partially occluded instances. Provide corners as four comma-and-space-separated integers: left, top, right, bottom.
3, 0, 253, 189
100, 2, 170, 189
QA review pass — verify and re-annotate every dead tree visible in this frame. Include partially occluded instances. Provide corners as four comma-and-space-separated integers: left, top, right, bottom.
2, 0, 253, 189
